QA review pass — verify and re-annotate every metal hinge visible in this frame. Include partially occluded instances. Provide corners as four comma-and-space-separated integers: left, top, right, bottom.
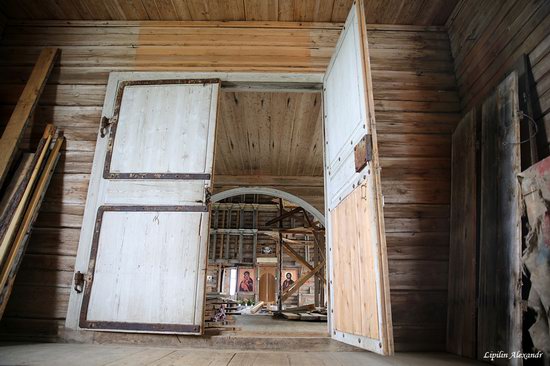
100, 116, 113, 138
354, 134, 373, 172
205, 187, 212, 205
73, 271, 92, 293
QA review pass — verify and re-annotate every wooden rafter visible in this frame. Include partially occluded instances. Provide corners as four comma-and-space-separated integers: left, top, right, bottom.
264, 206, 303, 226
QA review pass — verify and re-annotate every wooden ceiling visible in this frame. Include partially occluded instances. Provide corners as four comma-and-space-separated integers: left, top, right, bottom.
215, 91, 323, 177
0, 0, 457, 25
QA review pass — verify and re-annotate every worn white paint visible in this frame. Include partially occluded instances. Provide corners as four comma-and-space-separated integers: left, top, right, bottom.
66, 79, 219, 334
87, 211, 205, 325
323, 3, 393, 355
110, 84, 217, 174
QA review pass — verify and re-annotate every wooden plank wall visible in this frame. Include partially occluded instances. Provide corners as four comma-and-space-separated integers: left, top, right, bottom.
371, 25, 460, 350
447, 0, 550, 148
0, 21, 460, 351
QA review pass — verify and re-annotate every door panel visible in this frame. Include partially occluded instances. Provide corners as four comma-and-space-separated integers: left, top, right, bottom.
331, 187, 379, 339
323, 0, 393, 355
106, 82, 217, 177
70, 78, 220, 335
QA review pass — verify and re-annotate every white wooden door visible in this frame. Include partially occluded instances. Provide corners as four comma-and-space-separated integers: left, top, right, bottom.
70, 78, 219, 335
323, 0, 394, 354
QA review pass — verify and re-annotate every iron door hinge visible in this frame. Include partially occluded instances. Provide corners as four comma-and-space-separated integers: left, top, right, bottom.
354, 134, 373, 172
100, 116, 113, 138
74, 271, 92, 293
205, 187, 212, 205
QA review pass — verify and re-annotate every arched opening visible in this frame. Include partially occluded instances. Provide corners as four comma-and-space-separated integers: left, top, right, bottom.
211, 187, 325, 225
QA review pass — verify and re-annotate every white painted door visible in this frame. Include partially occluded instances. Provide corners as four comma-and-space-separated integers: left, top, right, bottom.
68, 77, 220, 335
323, 0, 394, 354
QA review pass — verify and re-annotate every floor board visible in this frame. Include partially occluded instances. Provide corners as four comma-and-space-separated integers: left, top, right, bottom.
0, 343, 485, 365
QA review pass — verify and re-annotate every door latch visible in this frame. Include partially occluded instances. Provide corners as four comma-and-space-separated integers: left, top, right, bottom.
100, 116, 113, 138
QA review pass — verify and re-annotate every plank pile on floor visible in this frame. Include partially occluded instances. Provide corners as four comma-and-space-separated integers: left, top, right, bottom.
204, 293, 241, 332
280, 304, 327, 322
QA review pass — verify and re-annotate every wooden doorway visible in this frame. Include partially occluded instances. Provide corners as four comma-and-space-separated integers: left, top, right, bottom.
258, 266, 277, 303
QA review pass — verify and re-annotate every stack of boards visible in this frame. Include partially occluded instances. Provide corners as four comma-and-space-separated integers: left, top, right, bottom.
204, 293, 241, 332
0, 125, 64, 318
280, 304, 328, 322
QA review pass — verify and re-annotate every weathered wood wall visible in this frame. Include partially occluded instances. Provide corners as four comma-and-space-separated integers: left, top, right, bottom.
371, 25, 460, 350
0, 21, 459, 351
447, 0, 550, 147
447, 0, 549, 358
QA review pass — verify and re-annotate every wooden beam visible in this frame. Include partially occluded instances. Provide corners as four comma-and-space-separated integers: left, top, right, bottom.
264, 206, 303, 226
282, 261, 325, 302
283, 242, 314, 271
0, 48, 59, 189
282, 242, 325, 284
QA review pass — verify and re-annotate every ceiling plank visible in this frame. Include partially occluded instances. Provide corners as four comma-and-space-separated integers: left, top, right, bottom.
0, 1, 457, 24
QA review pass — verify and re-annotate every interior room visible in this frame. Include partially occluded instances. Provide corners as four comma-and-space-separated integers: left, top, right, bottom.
207, 89, 328, 336
0, 0, 548, 365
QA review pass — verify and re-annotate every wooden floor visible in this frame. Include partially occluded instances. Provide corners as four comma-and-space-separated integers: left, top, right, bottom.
0, 343, 484, 366
231, 315, 328, 337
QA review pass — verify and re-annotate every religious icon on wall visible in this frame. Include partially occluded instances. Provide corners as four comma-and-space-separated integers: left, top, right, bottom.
281, 268, 299, 292
237, 268, 255, 292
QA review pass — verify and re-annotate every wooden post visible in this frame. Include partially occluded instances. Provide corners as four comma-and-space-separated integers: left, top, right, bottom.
238, 207, 244, 262
277, 199, 283, 312
211, 208, 218, 261
0, 48, 59, 189
314, 233, 320, 307
219, 209, 225, 260
252, 206, 258, 265
225, 209, 231, 260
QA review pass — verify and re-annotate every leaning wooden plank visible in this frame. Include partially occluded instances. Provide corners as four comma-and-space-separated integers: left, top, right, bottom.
281, 261, 324, 302
0, 134, 64, 318
0, 125, 56, 268
250, 301, 265, 314
447, 110, 477, 358
0, 154, 34, 219
0, 48, 59, 189
478, 72, 522, 363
